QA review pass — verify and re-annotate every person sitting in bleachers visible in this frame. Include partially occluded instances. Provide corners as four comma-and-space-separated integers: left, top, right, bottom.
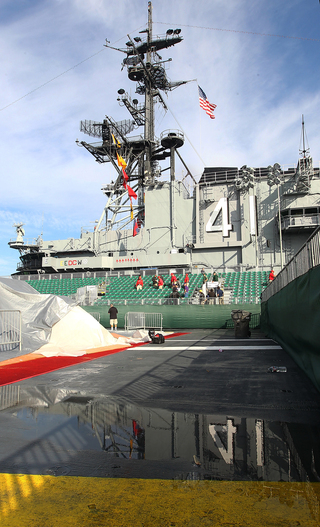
158, 276, 164, 289
136, 275, 143, 291
152, 275, 158, 288
170, 273, 177, 287
269, 269, 275, 282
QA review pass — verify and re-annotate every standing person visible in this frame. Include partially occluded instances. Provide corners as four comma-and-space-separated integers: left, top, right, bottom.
172, 283, 179, 296
171, 283, 180, 305
184, 273, 189, 285
136, 275, 143, 290
216, 286, 224, 305
208, 288, 216, 305
108, 303, 118, 331
269, 269, 275, 282
158, 275, 164, 289
201, 268, 208, 297
212, 271, 219, 283
199, 289, 205, 305
184, 283, 189, 298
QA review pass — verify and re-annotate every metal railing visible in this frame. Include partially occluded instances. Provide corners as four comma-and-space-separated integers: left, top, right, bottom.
76, 285, 98, 306
262, 226, 320, 302
125, 312, 163, 331
230, 295, 261, 305
95, 295, 262, 306
0, 385, 20, 410
0, 310, 22, 352
96, 297, 190, 306
281, 214, 320, 231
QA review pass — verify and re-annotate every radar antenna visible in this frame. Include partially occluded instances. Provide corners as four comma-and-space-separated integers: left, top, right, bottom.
8, 223, 26, 253
295, 115, 313, 193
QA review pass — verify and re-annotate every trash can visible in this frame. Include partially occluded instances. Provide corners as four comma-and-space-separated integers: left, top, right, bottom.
231, 310, 251, 338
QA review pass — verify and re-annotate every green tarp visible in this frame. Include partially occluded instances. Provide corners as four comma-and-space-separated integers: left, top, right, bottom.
83, 303, 261, 330
261, 266, 320, 392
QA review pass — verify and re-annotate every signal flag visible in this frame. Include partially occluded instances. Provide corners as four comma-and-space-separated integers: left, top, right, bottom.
133, 219, 140, 237
112, 134, 121, 148
122, 168, 129, 189
117, 152, 127, 168
127, 184, 137, 200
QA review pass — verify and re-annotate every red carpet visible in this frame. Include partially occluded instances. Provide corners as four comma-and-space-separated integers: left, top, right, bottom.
0, 332, 188, 387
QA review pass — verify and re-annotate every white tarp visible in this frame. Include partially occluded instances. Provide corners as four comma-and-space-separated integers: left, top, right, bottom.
0, 277, 76, 356
0, 278, 152, 360
35, 305, 119, 356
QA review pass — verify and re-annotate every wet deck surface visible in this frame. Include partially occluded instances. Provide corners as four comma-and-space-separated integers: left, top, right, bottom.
1, 328, 320, 525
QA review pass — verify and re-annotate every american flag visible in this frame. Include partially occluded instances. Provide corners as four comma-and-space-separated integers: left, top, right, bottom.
198, 85, 216, 119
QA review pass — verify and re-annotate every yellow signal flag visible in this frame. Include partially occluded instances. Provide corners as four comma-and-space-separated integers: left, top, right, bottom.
112, 134, 121, 148
120, 155, 127, 167
117, 152, 127, 168
130, 201, 134, 220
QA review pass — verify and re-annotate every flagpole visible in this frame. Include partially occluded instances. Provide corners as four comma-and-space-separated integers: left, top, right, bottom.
200, 105, 202, 167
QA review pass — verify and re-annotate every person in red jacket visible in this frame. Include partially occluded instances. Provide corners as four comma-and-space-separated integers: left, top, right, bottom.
158, 276, 164, 289
170, 273, 177, 286
136, 275, 143, 290
269, 269, 275, 282
184, 274, 189, 285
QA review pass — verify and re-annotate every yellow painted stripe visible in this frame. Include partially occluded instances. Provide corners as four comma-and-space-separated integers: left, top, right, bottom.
0, 474, 319, 526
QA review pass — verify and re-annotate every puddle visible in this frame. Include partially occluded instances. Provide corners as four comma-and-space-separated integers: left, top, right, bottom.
0, 385, 319, 482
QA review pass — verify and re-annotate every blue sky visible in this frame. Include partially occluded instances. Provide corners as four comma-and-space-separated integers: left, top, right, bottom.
1, 0, 320, 276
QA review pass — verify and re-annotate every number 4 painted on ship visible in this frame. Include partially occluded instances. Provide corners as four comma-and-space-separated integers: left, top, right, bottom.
206, 197, 232, 237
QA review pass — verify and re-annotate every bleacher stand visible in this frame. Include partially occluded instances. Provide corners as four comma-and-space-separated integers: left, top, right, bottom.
27, 271, 268, 305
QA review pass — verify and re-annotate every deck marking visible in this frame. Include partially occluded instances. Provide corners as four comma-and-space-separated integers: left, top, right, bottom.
0, 474, 318, 527
168, 339, 278, 342
141, 345, 282, 351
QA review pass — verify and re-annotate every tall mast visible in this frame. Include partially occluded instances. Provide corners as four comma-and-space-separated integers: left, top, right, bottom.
78, 2, 187, 250
302, 115, 306, 158
144, 1, 154, 181
296, 114, 313, 192
299, 114, 310, 160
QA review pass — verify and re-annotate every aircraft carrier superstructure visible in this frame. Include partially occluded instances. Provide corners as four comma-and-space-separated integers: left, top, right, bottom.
9, 2, 320, 276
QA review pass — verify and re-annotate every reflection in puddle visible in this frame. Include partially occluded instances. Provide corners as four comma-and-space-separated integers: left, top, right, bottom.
0, 384, 320, 484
